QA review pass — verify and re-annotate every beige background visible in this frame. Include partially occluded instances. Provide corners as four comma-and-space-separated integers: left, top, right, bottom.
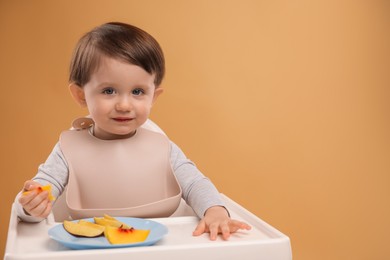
1, 1, 389, 259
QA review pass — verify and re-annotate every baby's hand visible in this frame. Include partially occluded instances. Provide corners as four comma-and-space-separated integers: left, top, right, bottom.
193, 206, 251, 240
18, 180, 52, 218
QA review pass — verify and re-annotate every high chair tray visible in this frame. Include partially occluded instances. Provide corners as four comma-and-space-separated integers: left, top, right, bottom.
4, 194, 292, 260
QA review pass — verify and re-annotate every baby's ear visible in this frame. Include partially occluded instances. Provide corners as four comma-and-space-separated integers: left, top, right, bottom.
69, 83, 87, 107
152, 87, 164, 105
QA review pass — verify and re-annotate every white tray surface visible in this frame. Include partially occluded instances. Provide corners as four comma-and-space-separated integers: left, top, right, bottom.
5, 194, 292, 260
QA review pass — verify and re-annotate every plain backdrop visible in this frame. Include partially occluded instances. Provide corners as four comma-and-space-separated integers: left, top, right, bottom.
1, 1, 389, 259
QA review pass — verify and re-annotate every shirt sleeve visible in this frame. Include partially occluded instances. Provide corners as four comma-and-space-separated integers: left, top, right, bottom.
15, 142, 69, 222
169, 141, 226, 218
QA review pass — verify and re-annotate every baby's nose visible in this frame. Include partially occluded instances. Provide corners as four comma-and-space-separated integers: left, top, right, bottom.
115, 96, 132, 111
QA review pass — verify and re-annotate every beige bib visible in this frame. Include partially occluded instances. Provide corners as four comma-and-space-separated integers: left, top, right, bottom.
59, 118, 182, 219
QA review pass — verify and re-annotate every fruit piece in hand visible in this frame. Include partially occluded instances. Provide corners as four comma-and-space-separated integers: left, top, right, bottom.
22, 184, 56, 201
104, 224, 150, 244
63, 220, 105, 237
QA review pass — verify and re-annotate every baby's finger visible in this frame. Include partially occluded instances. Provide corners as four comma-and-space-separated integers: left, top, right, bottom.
19, 189, 39, 205
208, 223, 219, 241
193, 219, 207, 236
29, 199, 49, 217
22, 180, 38, 192
228, 220, 252, 232
40, 202, 52, 218
220, 222, 231, 240
34, 200, 52, 218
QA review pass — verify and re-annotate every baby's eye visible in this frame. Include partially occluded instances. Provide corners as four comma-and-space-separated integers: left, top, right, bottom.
102, 88, 115, 95
132, 88, 145, 96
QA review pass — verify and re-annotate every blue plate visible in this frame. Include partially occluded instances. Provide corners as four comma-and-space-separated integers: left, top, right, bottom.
48, 217, 168, 249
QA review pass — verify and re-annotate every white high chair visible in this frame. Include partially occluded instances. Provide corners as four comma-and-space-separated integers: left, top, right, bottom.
51, 118, 196, 222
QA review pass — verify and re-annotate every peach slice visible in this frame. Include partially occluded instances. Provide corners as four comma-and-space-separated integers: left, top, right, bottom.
94, 215, 132, 229
22, 184, 55, 201
63, 220, 105, 237
103, 214, 118, 221
104, 225, 150, 244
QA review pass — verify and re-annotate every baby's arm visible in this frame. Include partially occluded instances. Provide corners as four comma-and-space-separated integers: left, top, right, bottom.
169, 141, 251, 239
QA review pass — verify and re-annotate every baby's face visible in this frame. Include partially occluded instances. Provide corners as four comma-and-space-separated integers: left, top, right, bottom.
81, 56, 162, 140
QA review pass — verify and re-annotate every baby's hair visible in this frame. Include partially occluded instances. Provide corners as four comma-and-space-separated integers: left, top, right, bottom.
69, 22, 165, 87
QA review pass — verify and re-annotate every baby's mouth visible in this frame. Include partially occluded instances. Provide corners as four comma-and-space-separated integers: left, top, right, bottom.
113, 117, 133, 122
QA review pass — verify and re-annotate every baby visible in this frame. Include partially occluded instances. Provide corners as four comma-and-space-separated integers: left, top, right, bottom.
16, 22, 251, 240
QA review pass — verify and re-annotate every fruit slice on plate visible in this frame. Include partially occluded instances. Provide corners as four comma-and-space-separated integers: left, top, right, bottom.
102, 214, 117, 220
63, 220, 105, 237
94, 215, 132, 229
104, 225, 150, 244
23, 184, 56, 201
